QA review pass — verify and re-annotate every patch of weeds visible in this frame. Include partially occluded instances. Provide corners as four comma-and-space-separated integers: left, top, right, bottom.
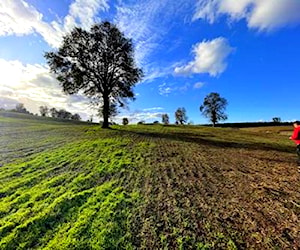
197, 242, 212, 249
44, 183, 139, 249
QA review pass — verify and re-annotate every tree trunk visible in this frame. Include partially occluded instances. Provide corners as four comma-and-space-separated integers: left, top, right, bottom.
212, 110, 216, 127
102, 94, 110, 128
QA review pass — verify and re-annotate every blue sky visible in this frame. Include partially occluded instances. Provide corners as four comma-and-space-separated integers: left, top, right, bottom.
1, 0, 300, 124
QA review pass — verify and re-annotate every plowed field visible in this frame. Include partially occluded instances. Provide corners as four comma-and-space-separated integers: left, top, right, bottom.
0, 112, 299, 249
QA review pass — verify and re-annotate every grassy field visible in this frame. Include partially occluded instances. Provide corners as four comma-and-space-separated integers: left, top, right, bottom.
0, 111, 299, 249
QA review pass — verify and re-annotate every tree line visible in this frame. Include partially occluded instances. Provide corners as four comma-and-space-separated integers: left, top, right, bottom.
39, 106, 81, 120
2, 103, 81, 121
161, 92, 228, 127
122, 92, 228, 126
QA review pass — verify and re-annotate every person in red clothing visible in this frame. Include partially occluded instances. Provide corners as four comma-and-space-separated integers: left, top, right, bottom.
289, 121, 300, 167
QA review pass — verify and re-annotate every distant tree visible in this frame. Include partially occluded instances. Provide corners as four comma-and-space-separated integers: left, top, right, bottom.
175, 107, 188, 125
162, 114, 169, 125
200, 92, 228, 127
64, 111, 72, 119
89, 115, 94, 123
57, 109, 72, 119
137, 120, 145, 125
50, 107, 59, 118
45, 21, 143, 128
39, 106, 49, 117
71, 113, 81, 121
15, 103, 24, 112
153, 121, 159, 124
56, 109, 64, 118
122, 118, 129, 125
15, 103, 29, 113
272, 117, 281, 123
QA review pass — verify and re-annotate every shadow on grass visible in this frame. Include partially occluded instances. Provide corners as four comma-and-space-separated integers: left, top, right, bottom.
116, 128, 295, 154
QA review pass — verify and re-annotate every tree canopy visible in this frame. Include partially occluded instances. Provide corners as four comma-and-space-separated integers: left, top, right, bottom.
175, 108, 187, 125
162, 114, 169, 125
122, 118, 129, 125
200, 92, 228, 126
272, 117, 281, 123
39, 106, 49, 117
45, 21, 143, 128
15, 103, 30, 114
48, 107, 81, 120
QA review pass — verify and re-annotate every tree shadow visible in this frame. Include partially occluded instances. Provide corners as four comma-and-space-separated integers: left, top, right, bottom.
116, 128, 294, 154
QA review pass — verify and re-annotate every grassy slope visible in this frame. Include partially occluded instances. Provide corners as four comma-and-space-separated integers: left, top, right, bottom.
0, 112, 300, 249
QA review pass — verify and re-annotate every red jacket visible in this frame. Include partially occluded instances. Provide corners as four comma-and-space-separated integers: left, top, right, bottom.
290, 126, 300, 145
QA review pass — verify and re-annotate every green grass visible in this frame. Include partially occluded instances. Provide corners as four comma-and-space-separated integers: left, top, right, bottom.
0, 112, 300, 249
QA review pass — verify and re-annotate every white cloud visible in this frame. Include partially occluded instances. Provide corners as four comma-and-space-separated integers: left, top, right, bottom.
0, 0, 109, 48
194, 82, 205, 89
114, 0, 194, 78
174, 37, 234, 76
64, 0, 109, 32
143, 107, 164, 112
142, 66, 173, 83
158, 82, 190, 96
0, 58, 92, 119
0, 0, 62, 47
159, 83, 173, 96
0, 0, 38, 36
114, 1, 168, 65
193, 0, 300, 31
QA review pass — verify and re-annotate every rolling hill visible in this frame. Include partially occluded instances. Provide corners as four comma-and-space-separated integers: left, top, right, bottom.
0, 111, 299, 249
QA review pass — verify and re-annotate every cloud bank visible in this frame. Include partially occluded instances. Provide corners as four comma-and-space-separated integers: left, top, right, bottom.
0, 0, 109, 48
194, 0, 300, 31
0, 59, 90, 118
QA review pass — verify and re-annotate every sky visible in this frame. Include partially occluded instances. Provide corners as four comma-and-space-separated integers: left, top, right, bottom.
0, 0, 300, 124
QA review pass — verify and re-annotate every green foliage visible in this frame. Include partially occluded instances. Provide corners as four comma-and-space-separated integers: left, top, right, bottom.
45, 21, 143, 128
175, 107, 188, 124
272, 117, 281, 123
39, 105, 49, 117
123, 117, 129, 125
15, 103, 31, 114
162, 113, 169, 125
200, 92, 228, 126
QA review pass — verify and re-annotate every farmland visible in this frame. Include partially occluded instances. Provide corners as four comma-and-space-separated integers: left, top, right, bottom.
0, 111, 300, 249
